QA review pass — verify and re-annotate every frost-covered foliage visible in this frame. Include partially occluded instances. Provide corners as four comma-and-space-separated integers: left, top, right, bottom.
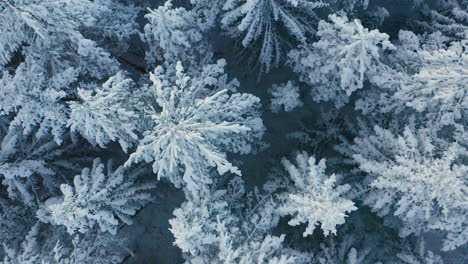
313, 235, 374, 264
0, 0, 138, 142
397, 239, 444, 264
82, 0, 140, 53
170, 177, 311, 263
279, 151, 357, 237
221, 0, 328, 73
142, 1, 205, 66
0, 125, 80, 205
169, 187, 234, 260
1, 0, 467, 262
126, 60, 264, 196
189, 0, 226, 31
359, 33, 466, 125
38, 158, 155, 235
0, 197, 34, 256
1, 223, 44, 264
415, 2, 468, 39
359, 32, 467, 130
269, 81, 303, 113
1, 223, 129, 264
0, 61, 75, 143
212, 226, 303, 264
289, 14, 395, 107
392, 41, 467, 127
0, 0, 132, 67
68, 72, 138, 152
340, 124, 468, 251
50, 231, 130, 264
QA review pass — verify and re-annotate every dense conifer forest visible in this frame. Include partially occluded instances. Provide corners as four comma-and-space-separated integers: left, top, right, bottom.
0, 0, 466, 263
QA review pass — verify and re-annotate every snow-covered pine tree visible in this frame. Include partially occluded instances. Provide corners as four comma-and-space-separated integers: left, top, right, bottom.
82, 0, 140, 55
1, 222, 130, 264
68, 72, 139, 152
169, 177, 311, 263
338, 123, 468, 251
0, 0, 138, 143
38, 158, 155, 235
269, 81, 303, 113
397, 239, 444, 264
141, 1, 208, 67
357, 32, 467, 131
0, 60, 76, 143
213, 222, 305, 264
0, 0, 133, 68
303, 206, 408, 264
125, 60, 264, 197
221, 0, 328, 73
0, 124, 82, 205
288, 14, 395, 107
189, 0, 227, 31
169, 184, 235, 260
278, 151, 357, 237
50, 230, 131, 264
392, 40, 467, 128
